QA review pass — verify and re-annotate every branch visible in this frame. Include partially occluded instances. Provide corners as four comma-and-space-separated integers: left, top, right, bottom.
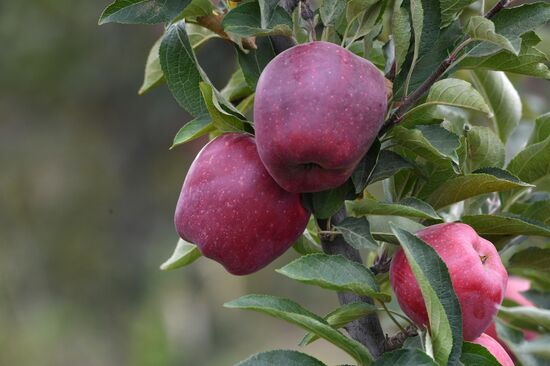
318, 208, 386, 358
378, 0, 511, 135
383, 325, 418, 352
195, 13, 257, 50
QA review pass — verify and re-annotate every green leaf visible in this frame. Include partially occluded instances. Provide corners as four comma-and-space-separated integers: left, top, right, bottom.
320, 0, 346, 26
333, 217, 379, 251
187, 23, 219, 48
373, 348, 437, 366
276, 254, 389, 301
258, 0, 281, 28
470, 70, 521, 143
368, 216, 426, 244
160, 21, 208, 117
171, 116, 214, 148
464, 126, 505, 171
199, 82, 245, 132
139, 37, 164, 95
390, 125, 461, 167
224, 295, 373, 365
469, 2, 550, 57
292, 232, 322, 255
300, 302, 377, 346
160, 238, 201, 270
390, 225, 462, 366
521, 200, 550, 225
351, 139, 380, 194
179, 0, 214, 19
236, 350, 327, 366
392, 3, 411, 74
464, 16, 516, 54
220, 68, 253, 102
529, 112, 550, 145
237, 36, 277, 90
440, 0, 476, 28
310, 182, 353, 220
427, 168, 532, 209
402, 0, 423, 94
509, 247, 550, 274
99, 0, 191, 24
462, 214, 550, 237
459, 31, 550, 80
507, 135, 550, 184
222, 2, 292, 37
369, 150, 416, 183
347, 197, 440, 220
460, 342, 502, 366
499, 306, 550, 333
401, 78, 491, 126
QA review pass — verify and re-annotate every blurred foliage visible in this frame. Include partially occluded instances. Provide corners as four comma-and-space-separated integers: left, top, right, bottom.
0, 0, 549, 365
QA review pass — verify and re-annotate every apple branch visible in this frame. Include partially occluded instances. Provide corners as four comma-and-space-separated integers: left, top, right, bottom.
318, 209, 386, 358
379, 0, 510, 135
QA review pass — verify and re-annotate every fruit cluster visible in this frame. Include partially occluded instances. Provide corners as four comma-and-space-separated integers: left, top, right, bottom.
174, 42, 518, 364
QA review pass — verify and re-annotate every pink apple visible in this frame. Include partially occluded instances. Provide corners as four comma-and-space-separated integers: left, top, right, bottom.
254, 41, 387, 193
472, 333, 514, 366
174, 133, 309, 275
390, 223, 508, 340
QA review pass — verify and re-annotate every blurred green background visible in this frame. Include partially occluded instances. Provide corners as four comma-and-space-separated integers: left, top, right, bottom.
1, 1, 549, 365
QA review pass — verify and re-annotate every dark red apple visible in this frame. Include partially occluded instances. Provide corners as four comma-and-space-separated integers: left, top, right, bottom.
254, 41, 387, 193
472, 333, 514, 366
174, 133, 309, 275
390, 223, 508, 340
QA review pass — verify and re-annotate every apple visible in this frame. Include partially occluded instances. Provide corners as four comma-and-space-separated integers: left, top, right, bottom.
174, 133, 309, 275
390, 223, 508, 340
485, 276, 537, 357
254, 41, 387, 193
472, 333, 514, 366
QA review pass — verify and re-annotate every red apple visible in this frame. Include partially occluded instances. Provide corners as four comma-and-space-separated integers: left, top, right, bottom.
390, 223, 508, 340
254, 41, 387, 193
174, 133, 309, 275
472, 333, 514, 366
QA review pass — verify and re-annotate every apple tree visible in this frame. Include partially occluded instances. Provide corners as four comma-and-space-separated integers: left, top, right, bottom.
99, 0, 550, 364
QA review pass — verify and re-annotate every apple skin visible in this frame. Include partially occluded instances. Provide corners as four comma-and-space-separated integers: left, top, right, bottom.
254, 41, 387, 193
472, 333, 514, 366
174, 133, 309, 275
390, 223, 508, 340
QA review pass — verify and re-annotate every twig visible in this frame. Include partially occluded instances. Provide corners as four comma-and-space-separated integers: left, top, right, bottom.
384, 325, 418, 352
195, 13, 257, 50
378, 0, 510, 135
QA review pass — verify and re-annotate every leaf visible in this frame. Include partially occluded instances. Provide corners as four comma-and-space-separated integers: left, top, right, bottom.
499, 306, 550, 333
507, 135, 550, 184
351, 139, 380, 194
402, 0, 423, 94
369, 216, 426, 244
222, 2, 292, 37
347, 197, 440, 220
427, 168, 532, 209
469, 2, 550, 57
276, 254, 389, 301
160, 21, 208, 117
310, 182, 353, 220
401, 78, 491, 126
139, 37, 164, 95
235, 350, 327, 366
459, 31, 550, 80
439, 0, 476, 27
334, 217, 379, 251
237, 36, 277, 90
509, 247, 550, 274
320, 0, 346, 26
224, 295, 373, 365
529, 112, 550, 145
390, 225, 462, 366
522, 200, 550, 225
470, 70, 521, 143
464, 16, 516, 54
461, 214, 550, 237
369, 150, 415, 183
390, 125, 461, 167
220, 68, 253, 102
460, 342, 502, 366
179, 0, 214, 19
464, 126, 505, 171
300, 302, 377, 346
171, 116, 214, 148
199, 82, 245, 132
258, 0, 281, 28
99, 0, 191, 24
186, 23, 219, 48
373, 348, 438, 366
160, 238, 201, 270
392, 3, 411, 74
292, 232, 322, 255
